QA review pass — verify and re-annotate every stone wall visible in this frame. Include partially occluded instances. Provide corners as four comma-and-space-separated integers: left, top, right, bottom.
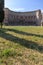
4, 8, 42, 26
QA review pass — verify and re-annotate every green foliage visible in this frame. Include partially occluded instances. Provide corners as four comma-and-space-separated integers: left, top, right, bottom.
0, 0, 4, 28
2, 49, 11, 57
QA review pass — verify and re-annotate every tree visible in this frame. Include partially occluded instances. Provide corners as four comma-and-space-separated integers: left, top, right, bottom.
0, 0, 4, 28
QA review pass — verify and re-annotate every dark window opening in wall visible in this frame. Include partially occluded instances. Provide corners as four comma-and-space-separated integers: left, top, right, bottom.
17, 19, 24, 25
25, 16, 27, 19
31, 16, 33, 19
16, 16, 17, 18
34, 16, 36, 19
28, 16, 31, 19
20, 16, 23, 19
14, 16, 16, 19
16, 15, 19, 19
8, 21, 13, 25
14, 16, 15, 18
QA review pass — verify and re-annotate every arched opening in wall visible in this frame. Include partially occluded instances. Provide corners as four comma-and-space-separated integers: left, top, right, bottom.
8, 21, 14, 25
15, 20, 37, 26
27, 21, 37, 26
18, 19, 25, 25
42, 22, 43, 26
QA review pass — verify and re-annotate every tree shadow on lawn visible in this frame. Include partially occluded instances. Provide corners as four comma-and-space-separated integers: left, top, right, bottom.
2, 28, 43, 38
0, 29, 43, 53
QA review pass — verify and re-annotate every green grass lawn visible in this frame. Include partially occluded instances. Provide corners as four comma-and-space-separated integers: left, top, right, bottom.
0, 26, 43, 65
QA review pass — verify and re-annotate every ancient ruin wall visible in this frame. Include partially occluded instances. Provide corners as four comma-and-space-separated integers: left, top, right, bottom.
4, 8, 42, 26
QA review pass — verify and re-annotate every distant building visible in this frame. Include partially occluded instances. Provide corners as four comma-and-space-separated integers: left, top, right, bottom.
4, 8, 42, 26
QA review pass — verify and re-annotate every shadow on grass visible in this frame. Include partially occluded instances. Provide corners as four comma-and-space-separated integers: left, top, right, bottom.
2, 28, 43, 38
0, 29, 43, 53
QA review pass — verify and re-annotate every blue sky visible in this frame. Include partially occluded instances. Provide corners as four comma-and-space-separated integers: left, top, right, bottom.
5, 0, 43, 12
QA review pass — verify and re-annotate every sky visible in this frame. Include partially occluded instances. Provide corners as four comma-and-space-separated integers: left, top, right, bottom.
5, 0, 43, 12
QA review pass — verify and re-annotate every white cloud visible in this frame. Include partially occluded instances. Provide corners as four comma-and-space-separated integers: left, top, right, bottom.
41, 10, 43, 13
14, 8, 25, 12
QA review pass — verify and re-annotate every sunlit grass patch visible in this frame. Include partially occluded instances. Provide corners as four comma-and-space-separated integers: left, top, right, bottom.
0, 26, 43, 65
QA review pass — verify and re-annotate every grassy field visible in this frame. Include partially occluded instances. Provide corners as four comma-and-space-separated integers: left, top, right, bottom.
0, 26, 43, 65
